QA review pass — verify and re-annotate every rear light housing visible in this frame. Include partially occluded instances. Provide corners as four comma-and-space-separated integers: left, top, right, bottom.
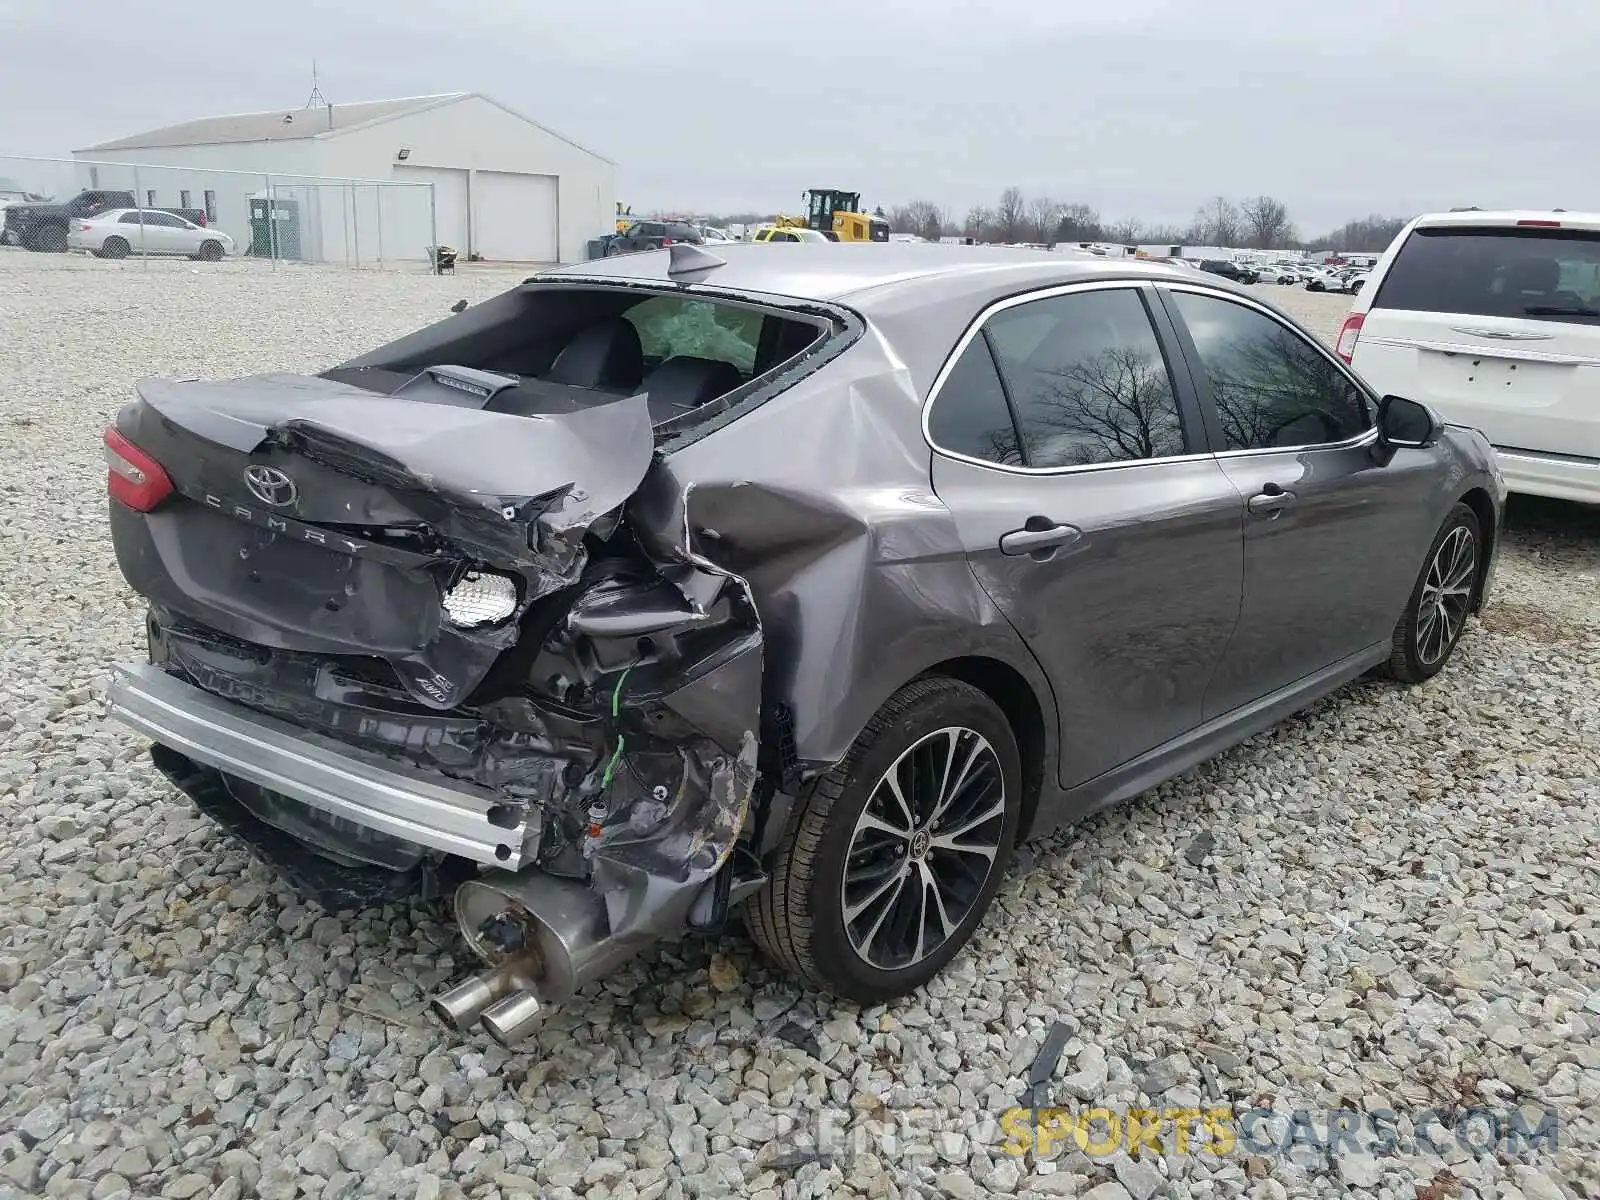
77, 221, 91, 231
104, 426, 174, 512
1335, 312, 1365, 364
1516, 219, 1562, 228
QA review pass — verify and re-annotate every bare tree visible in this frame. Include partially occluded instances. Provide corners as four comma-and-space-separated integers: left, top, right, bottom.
1106, 217, 1144, 244
888, 200, 944, 240
963, 205, 993, 241
1308, 214, 1409, 253
996, 187, 1027, 243
1241, 196, 1295, 249
1053, 203, 1103, 245
1027, 195, 1059, 243
1192, 196, 1242, 245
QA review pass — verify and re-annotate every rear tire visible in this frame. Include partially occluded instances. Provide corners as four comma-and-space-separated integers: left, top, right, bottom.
1384, 502, 1481, 684
34, 224, 68, 253
101, 237, 129, 260
746, 677, 1021, 1003
198, 240, 223, 261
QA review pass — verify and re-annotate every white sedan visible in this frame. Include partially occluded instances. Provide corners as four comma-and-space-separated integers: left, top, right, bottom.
69, 209, 235, 260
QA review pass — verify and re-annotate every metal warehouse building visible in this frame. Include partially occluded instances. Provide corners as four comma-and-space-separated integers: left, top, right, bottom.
72, 92, 614, 265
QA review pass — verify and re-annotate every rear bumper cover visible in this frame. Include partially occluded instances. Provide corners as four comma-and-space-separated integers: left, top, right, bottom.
1492, 446, 1600, 505
106, 662, 538, 868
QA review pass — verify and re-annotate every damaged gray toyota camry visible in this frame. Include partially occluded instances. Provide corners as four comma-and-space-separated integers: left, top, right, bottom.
103, 242, 1504, 1046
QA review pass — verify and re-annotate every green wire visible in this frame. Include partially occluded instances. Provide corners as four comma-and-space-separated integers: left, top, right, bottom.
599, 666, 632, 790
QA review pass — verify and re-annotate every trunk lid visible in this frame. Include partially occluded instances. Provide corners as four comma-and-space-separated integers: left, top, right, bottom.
113, 373, 654, 709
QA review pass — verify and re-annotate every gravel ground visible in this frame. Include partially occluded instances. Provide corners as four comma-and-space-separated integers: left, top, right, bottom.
1, 251, 1597, 1200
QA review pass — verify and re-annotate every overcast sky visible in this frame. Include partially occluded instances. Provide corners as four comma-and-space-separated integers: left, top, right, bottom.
1, 0, 1594, 236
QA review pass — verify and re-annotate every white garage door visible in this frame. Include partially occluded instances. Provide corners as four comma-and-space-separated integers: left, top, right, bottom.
392, 165, 468, 251
474, 171, 558, 263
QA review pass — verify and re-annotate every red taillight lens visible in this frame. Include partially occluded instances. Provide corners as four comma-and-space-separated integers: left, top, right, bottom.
1335, 312, 1365, 364
103, 427, 174, 511
78, 221, 91, 231
1517, 219, 1561, 227
661, 238, 674, 246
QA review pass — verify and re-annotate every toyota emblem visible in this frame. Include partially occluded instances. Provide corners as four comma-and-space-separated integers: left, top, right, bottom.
243, 464, 298, 507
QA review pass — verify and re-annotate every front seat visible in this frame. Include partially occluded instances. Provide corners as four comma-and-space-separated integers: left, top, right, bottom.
545, 318, 645, 391
1503, 256, 1560, 299
636, 356, 745, 424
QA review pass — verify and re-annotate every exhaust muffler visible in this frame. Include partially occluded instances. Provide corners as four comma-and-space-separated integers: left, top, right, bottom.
431, 869, 643, 1046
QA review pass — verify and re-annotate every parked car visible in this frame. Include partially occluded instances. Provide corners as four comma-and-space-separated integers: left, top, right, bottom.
102, 244, 1503, 1045
68, 209, 234, 260
1304, 268, 1348, 292
4, 189, 207, 252
752, 226, 831, 243
1344, 271, 1372, 295
1261, 265, 1301, 285
700, 226, 734, 243
1338, 209, 1600, 503
605, 220, 703, 255
1199, 259, 1257, 283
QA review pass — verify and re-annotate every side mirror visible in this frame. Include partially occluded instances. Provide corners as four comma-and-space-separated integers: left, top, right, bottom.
1376, 394, 1442, 449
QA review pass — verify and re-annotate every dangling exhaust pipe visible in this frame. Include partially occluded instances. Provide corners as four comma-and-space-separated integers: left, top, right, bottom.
431, 869, 645, 1046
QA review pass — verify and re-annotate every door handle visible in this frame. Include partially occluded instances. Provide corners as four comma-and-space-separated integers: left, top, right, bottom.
1246, 486, 1296, 516
1000, 521, 1082, 556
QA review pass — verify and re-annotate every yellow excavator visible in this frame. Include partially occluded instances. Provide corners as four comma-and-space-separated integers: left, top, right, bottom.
777, 189, 890, 242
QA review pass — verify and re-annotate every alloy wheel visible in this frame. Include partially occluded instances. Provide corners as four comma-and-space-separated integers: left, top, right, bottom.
840, 727, 1006, 970
1416, 525, 1476, 665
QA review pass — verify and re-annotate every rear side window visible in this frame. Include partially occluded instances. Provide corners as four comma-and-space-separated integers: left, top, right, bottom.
984, 288, 1188, 468
1374, 227, 1600, 323
625, 295, 762, 375
927, 338, 1022, 465
1169, 291, 1370, 450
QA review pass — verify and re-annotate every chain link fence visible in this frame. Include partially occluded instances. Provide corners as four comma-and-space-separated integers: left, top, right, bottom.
0, 155, 439, 270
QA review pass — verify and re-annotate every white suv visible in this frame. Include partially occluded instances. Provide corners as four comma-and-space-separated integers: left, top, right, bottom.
1338, 210, 1600, 503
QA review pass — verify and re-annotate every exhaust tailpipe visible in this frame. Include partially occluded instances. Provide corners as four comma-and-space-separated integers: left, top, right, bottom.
432, 870, 645, 1045
480, 990, 545, 1047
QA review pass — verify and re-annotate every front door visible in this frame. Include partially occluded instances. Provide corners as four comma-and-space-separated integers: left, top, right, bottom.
1156, 286, 1435, 718
927, 283, 1245, 787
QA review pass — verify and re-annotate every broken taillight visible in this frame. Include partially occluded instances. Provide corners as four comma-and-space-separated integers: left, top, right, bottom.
104, 426, 174, 511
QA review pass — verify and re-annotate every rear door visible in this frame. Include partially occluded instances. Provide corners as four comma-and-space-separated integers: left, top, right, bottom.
118, 212, 150, 254
1349, 220, 1600, 459
927, 282, 1245, 787
1157, 284, 1434, 718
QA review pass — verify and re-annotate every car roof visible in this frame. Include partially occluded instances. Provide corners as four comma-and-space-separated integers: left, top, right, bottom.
537, 241, 1203, 308
1411, 209, 1600, 231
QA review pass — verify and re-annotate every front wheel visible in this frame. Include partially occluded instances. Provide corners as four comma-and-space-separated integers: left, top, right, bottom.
1384, 502, 1481, 684
746, 677, 1021, 1003
1350, 280, 1365, 295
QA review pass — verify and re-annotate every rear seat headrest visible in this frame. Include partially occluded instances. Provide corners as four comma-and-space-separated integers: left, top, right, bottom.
638, 356, 745, 424
546, 318, 645, 391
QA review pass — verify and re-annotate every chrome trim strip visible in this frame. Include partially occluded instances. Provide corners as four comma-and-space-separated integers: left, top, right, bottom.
1450, 326, 1553, 341
106, 663, 534, 868
1362, 334, 1600, 366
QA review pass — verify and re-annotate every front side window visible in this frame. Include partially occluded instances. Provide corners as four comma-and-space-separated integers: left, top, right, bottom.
982, 288, 1188, 468
624, 295, 762, 375
1168, 291, 1371, 451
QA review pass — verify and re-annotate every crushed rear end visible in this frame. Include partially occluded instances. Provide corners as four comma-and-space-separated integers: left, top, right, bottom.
103, 274, 840, 1042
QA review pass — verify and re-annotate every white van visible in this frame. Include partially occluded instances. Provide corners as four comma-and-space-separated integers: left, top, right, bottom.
1338, 211, 1600, 503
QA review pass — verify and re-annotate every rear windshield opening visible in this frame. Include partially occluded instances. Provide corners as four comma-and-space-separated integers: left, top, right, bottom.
325, 286, 831, 435
1374, 226, 1600, 323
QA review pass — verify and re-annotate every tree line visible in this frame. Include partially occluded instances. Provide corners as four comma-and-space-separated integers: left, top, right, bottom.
702, 192, 1410, 252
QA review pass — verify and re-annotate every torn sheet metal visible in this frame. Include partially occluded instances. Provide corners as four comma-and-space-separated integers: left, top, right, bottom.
118, 378, 656, 709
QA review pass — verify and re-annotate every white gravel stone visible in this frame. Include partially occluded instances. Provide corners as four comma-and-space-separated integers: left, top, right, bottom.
0, 254, 1596, 1200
